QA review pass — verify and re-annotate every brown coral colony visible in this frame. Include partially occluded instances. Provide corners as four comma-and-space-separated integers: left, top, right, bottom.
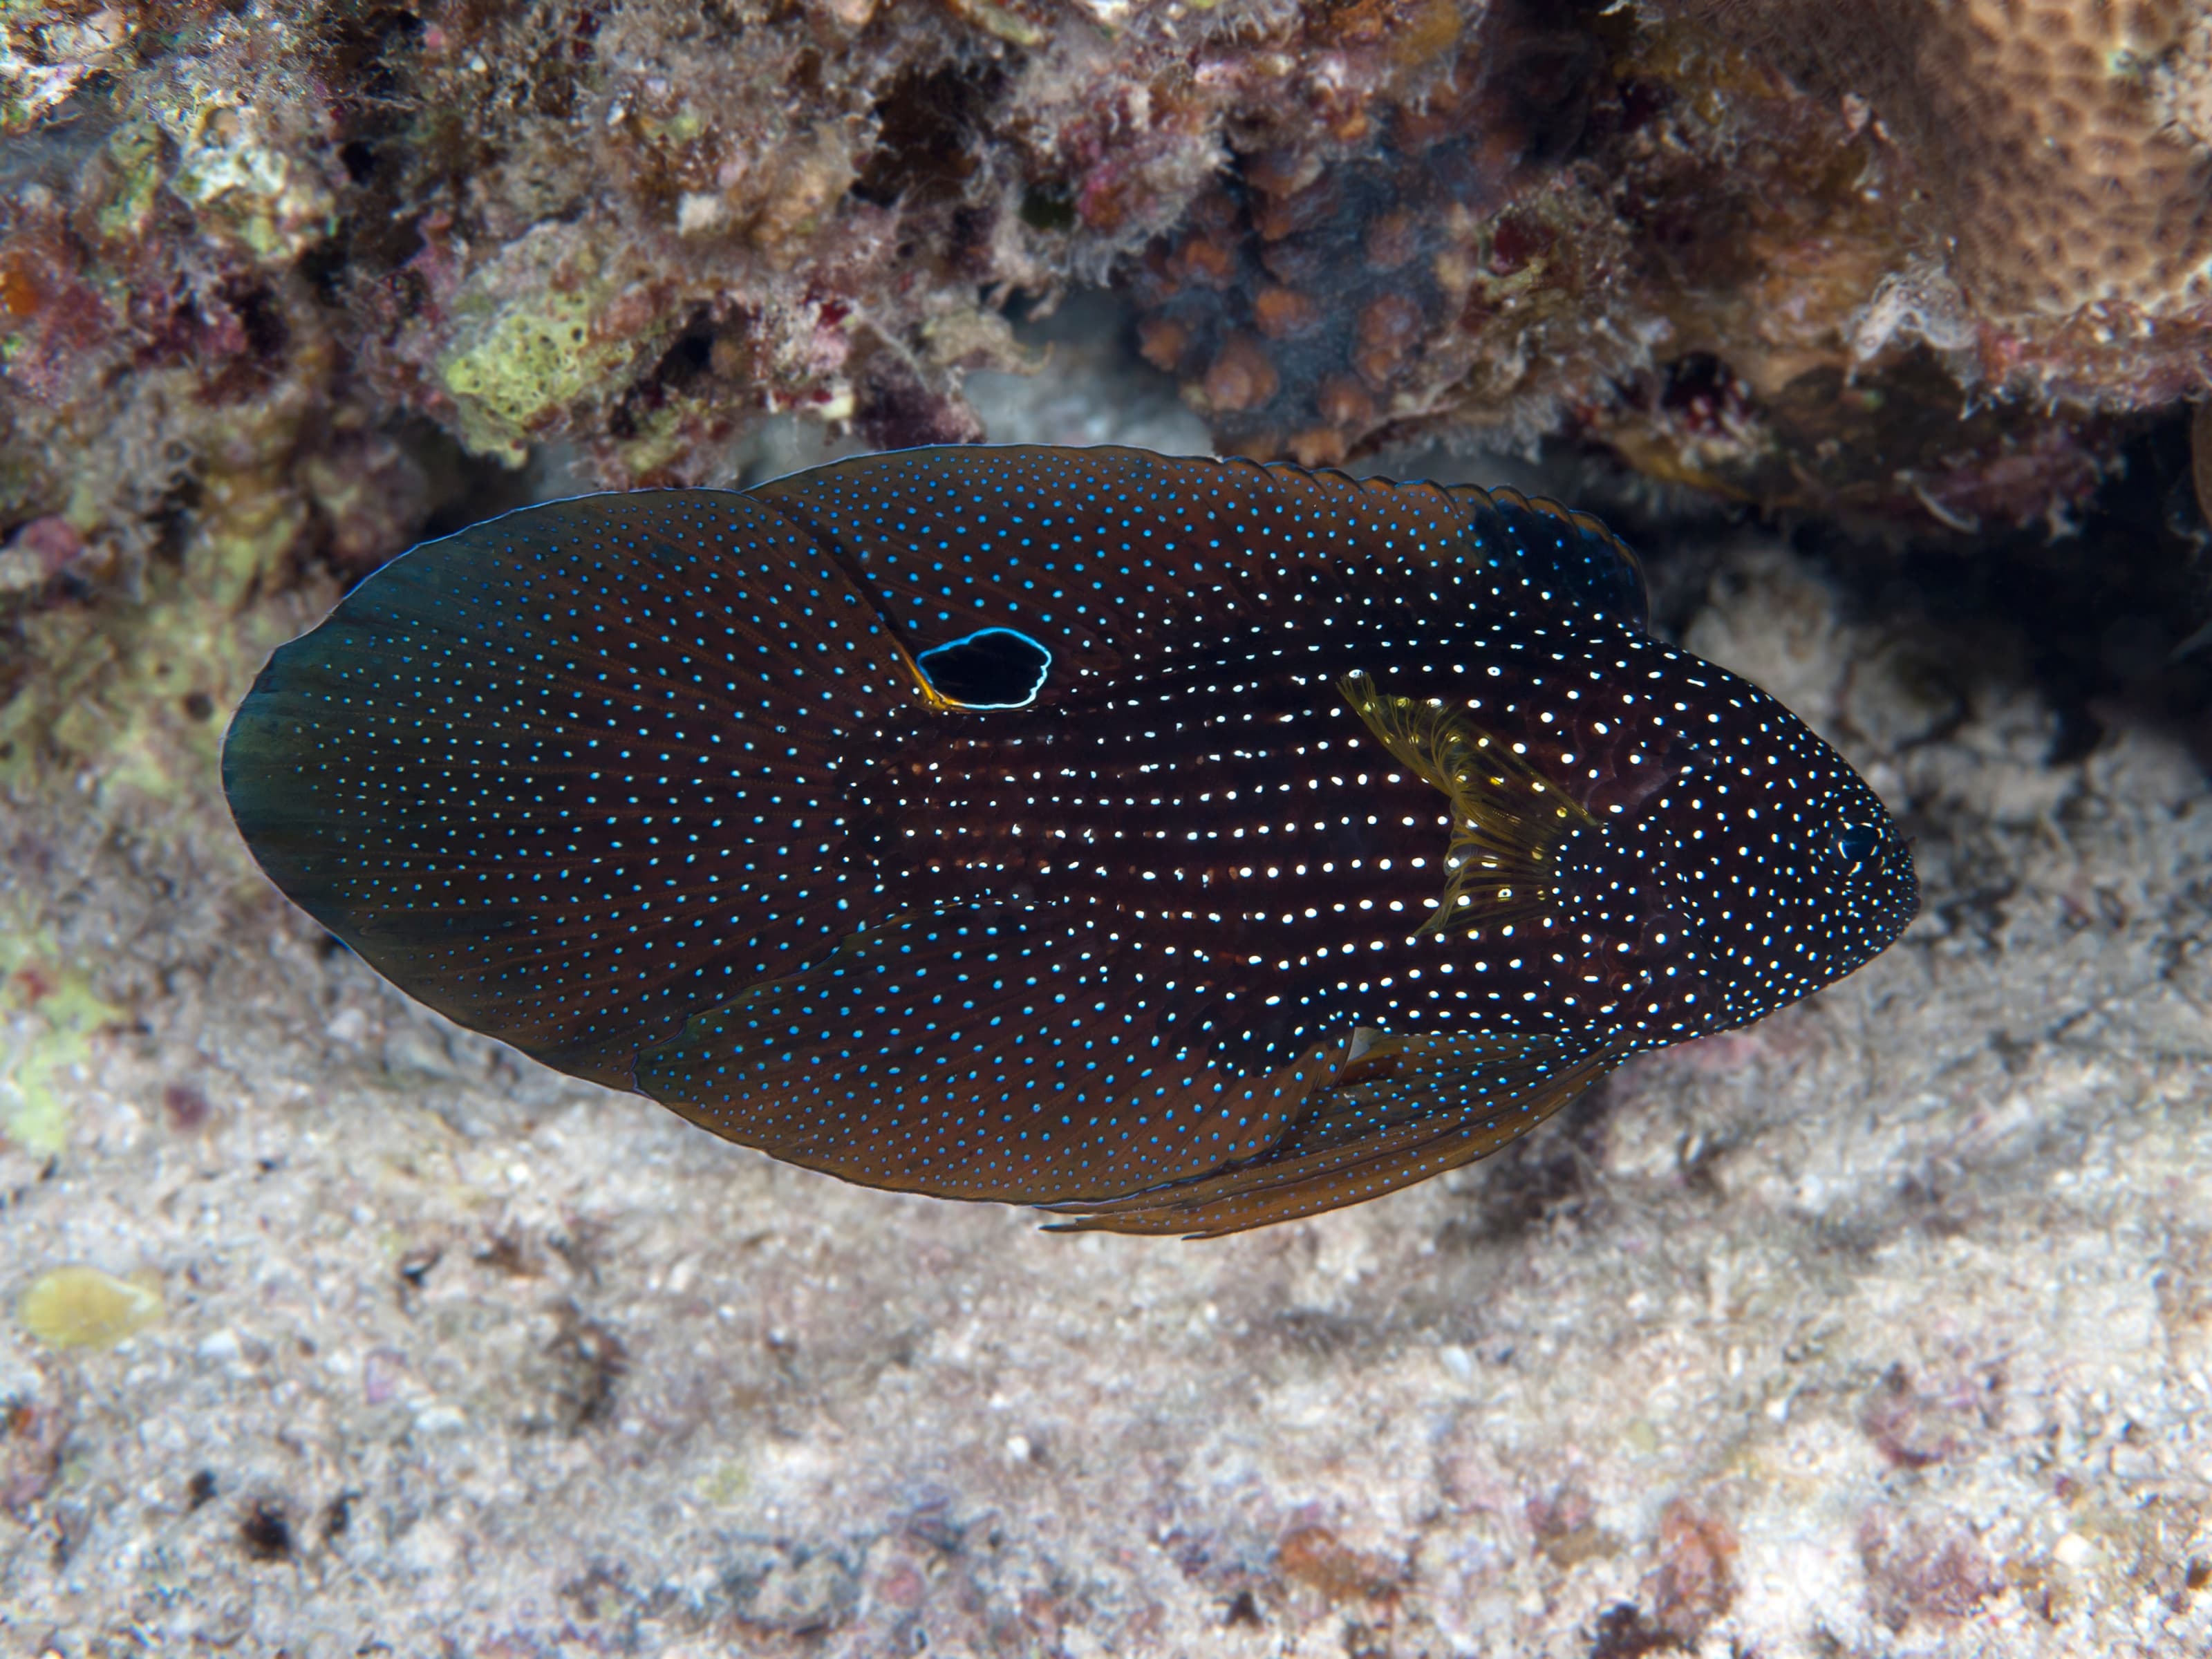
1121, 0, 2212, 525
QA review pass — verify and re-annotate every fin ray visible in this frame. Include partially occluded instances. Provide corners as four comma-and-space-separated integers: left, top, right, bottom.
1042, 1032, 1622, 1237
1338, 669, 1595, 940
1445, 483, 1649, 628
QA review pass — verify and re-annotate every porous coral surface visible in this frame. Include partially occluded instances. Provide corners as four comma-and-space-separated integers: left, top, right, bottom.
1698, 0, 2212, 321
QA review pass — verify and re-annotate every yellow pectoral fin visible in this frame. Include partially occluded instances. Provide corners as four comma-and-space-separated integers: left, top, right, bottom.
1336, 671, 1595, 939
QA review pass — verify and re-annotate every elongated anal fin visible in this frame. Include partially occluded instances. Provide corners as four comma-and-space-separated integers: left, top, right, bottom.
1337, 670, 1596, 941
632, 901, 1329, 1204
1040, 1031, 1624, 1237
630, 895, 1617, 1234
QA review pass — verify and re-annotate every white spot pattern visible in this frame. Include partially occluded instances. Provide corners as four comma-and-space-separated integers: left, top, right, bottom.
226, 446, 1918, 1235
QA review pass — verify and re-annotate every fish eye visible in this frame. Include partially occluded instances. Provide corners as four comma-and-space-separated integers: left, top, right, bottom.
1830, 821, 1882, 866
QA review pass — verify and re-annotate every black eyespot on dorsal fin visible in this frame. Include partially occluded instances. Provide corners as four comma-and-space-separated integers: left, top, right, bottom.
1445, 483, 1649, 631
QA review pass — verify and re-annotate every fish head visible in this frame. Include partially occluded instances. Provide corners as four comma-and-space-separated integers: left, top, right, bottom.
1610, 665, 1920, 1033
1546, 659, 1918, 1042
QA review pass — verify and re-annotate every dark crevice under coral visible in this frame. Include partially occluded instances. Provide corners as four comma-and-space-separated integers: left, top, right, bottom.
1819, 414, 2212, 770
851, 57, 1009, 214
1597, 405, 2212, 772
4, 0, 2212, 746
346, 426, 494, 555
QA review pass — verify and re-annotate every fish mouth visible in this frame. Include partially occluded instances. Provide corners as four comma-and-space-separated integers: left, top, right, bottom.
1883, 850, 1924, 939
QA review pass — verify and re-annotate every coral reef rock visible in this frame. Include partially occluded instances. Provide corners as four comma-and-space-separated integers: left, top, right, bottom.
6, 0, 2212, 662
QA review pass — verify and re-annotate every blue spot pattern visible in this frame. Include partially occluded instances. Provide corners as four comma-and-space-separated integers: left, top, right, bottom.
225, 445, 1918, 1235
222, 488, 919, 1087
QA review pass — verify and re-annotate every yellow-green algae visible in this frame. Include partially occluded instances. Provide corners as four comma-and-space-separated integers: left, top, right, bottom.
93, 118, 168, 243
166, 96, 335, 260
435, 229, 664, 467
0, 1, 129, 135
0, 380, 318, 1163
0, 928, 121, 1154
0, 374, 319, 791
141, 19, 335, 265
700, 1460, 752, 1506
18, 1264, 165, 1349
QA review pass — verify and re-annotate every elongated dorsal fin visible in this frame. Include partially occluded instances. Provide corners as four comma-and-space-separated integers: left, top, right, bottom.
747, 447, 1646, 712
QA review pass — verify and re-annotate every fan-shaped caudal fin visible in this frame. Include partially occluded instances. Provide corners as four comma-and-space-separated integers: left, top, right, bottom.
747, 444, 1488, 697
221, 488, 924, 1089
1039, 1031, 1623, 1238
630, 898, 1425, 1206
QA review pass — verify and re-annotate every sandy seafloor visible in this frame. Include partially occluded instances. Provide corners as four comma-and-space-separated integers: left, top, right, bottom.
4, 332, 2212, 1658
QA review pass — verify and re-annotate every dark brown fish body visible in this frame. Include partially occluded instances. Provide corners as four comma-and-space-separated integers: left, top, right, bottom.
224, 446, 1917, 1235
